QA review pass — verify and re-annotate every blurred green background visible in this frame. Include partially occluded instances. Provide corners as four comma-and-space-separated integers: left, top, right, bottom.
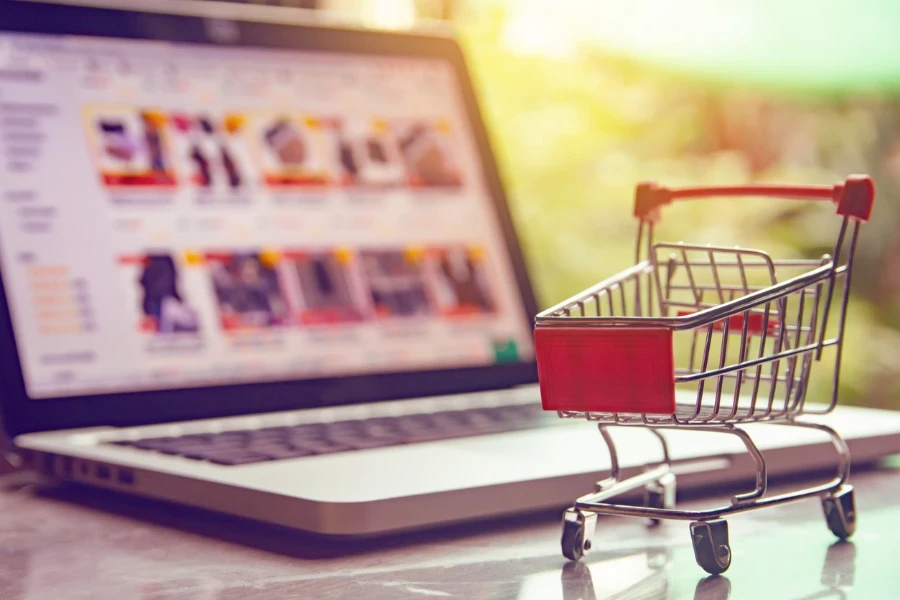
457, 1, 900, 409
335, 0, 900, 408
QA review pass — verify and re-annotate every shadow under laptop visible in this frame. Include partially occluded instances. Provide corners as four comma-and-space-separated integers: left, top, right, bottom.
24, 478, 567, 560
19, 460, 864, 560
18, 470, 770, 562
18, 461, 892, 564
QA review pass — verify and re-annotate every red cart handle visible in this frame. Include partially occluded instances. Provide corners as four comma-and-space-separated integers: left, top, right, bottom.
634, 175, 874, 223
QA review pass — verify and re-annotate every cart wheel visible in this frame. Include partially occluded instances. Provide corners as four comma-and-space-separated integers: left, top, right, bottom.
645, 473, 676, 526
690, 520, 731, 575
561, 509, 593, 561
822, 485, 856, 540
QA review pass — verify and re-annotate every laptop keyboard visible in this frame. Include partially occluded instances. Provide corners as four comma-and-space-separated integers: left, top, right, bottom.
109, 404, 555, 466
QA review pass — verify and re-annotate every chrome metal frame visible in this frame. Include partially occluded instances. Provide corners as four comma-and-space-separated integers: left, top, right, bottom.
544, 180, 873, 574
541, 193, 864, 563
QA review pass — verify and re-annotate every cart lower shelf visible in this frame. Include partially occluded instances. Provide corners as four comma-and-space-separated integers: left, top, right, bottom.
560, 473, 856, 575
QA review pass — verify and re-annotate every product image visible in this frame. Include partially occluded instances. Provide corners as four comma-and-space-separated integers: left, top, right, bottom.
86, 106, 177, 187
264, 119, 307, 165
257, 114, 331, 187
137, 254, 200, 334
433, 247, 493, 314
209, 252, 289, 330
396, 120, 462, 188
172, 113, 247, 190
141, 111, 168, 173
292, 252, 363, 324
189, 145, 211, 187
99, 120, 138, 162
335, 120, 407, 187
361, 250, 432, 317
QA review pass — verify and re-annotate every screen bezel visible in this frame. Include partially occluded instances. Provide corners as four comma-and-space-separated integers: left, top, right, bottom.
0, 1, 540, 438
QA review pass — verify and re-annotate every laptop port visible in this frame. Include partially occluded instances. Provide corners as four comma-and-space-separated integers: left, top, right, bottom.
116, 468, 134, 485
79, 461, 90, 476
39, 453, 55, 476
96, 464, 111, 480
59, 456, 74, 477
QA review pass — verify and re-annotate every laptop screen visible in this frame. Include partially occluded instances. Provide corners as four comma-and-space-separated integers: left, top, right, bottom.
0, 31, 535, 399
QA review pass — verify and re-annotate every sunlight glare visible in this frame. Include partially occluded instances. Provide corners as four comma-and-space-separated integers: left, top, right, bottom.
360, 0, 417, 30
501, 3, 576, 59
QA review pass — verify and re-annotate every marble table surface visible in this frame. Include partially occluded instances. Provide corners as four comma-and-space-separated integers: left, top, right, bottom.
0, 463, 897, 600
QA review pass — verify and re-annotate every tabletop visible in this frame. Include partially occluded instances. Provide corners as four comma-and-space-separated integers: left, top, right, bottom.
0, 462, 898, 600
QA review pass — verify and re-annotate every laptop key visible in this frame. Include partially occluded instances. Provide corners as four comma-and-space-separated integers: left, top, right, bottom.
213, 432, 253, 442
252, 427, 294, 436
289, 439, 355, 455
327, 434, 406, 450
247, 429, 289, 440
286, 424, 328, 439
172, 441, 245, 455
179, 449, 214, 460
403, 429, 468, 443
179, 445, 254, 461
177, 434, 216, 443
359, 424, 406, 440
132, 437, 180, 450
255, 446, 317, 460
206, 452, 273, 466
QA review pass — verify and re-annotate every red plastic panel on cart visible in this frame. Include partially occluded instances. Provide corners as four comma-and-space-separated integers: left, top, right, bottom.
535, 327, 675, 414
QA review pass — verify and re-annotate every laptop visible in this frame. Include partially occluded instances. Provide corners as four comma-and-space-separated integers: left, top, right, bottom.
3, 0, 900, 537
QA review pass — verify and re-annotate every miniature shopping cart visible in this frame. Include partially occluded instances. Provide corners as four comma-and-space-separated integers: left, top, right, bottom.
535, 176, 874, 575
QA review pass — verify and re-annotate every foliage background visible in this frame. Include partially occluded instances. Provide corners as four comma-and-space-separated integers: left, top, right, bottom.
455, 6, 900, 409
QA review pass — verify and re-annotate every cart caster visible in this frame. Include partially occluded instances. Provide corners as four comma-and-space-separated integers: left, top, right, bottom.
822, 485, 856, 540
561, 509, 597, 561
690, 519, 731, 575
645, 472, 676, 526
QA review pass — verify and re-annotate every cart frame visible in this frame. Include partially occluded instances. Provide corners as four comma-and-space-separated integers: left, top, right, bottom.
535, 176, 874, 574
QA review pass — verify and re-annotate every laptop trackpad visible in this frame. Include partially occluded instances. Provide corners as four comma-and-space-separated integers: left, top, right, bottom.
228, 424, 747, 503
225, 405, 900, 503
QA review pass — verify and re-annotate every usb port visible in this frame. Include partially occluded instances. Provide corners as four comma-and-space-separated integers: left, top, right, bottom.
96, 464, 111, 480
40, 453, 55, 476
117, 469, 134, 485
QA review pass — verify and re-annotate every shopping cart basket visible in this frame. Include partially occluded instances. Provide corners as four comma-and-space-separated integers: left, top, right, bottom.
535, 176, 874, 575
